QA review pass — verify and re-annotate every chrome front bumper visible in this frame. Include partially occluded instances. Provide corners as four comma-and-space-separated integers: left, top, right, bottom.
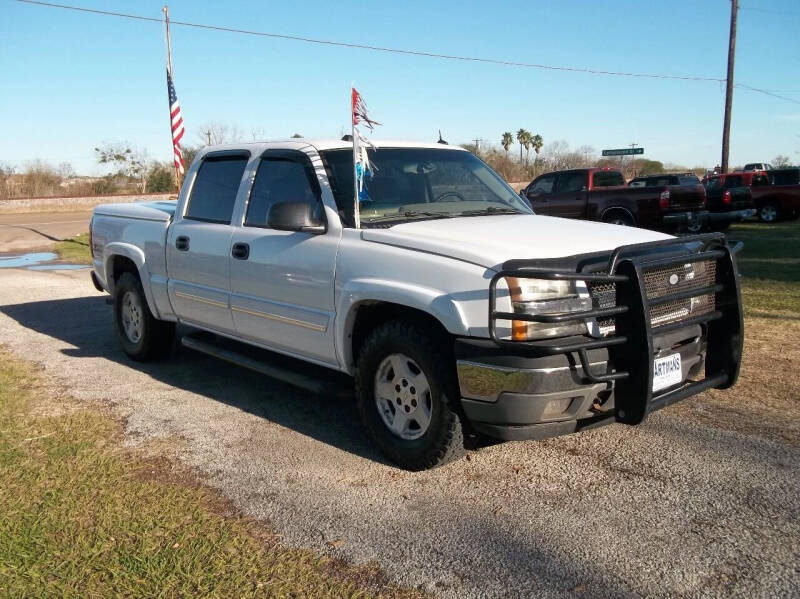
455, 325, 706, 441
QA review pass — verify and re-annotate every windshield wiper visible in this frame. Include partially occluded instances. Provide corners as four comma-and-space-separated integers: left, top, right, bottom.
454, 206, 522, 217
362, 210, 455, 223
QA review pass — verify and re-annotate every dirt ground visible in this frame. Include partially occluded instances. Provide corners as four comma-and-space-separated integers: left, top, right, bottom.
0, 267, 797, 598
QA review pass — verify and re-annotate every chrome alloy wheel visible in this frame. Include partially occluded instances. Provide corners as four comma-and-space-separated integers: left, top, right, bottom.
374, 353, 432, 440
760, 204, 778, 223
121, 290, 144, 344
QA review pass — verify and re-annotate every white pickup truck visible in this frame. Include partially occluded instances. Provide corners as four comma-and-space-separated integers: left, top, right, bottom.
90, 139, 744, 470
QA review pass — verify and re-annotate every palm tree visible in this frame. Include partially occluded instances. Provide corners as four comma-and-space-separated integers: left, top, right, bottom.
501, 132, 513, 158
516, 129, 527, 163
522, 131, 533, 166
531, 134, 543, 176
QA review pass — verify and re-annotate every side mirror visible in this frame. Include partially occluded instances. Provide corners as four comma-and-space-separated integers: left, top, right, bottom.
267, 201, 326, 234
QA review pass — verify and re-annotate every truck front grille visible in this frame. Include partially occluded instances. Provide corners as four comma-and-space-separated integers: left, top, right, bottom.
589, 259, 717, 332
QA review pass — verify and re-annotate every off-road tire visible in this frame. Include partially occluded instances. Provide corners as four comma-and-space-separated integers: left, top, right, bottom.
114, 272, 175, 361
355, 321, 466, 470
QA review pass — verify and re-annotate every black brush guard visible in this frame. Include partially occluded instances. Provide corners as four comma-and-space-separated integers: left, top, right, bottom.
488, 233, 743, 425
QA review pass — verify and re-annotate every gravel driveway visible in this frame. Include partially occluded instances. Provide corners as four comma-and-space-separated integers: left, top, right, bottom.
0, 268, 798, 598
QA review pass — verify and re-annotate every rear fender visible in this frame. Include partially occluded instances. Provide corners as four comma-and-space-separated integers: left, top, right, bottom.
102, 242, 160, 318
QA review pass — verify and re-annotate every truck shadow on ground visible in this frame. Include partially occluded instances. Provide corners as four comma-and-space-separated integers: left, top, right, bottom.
0, 294, 391, 466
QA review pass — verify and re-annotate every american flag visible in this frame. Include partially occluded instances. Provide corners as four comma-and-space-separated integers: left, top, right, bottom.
167, 69, 185, 174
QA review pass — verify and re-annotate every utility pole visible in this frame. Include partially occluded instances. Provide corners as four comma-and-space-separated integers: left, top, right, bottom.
472, 138, 481, 155
205, 129, 212, 145
721, 0, 738, 173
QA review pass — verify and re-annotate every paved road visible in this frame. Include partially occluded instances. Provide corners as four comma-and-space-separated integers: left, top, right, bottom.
0, 210, 92, 252
0, 268, 797, 598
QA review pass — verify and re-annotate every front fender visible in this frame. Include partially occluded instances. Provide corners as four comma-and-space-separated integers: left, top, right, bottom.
102, 242, 161, 319
335, 278, 470, 372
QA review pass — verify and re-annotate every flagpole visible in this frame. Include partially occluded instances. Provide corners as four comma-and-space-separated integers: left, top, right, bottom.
351, 86, 360, 229
163, 5, 180, 194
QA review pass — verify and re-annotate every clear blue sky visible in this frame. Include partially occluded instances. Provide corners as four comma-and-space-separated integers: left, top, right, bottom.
1, 0, 799, 174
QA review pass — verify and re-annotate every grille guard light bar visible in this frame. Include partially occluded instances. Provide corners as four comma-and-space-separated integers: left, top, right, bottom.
487, 232, 744, 418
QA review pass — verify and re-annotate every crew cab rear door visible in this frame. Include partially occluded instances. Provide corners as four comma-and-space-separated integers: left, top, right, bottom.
228, 149, 340, 366
166, 151, 249, 334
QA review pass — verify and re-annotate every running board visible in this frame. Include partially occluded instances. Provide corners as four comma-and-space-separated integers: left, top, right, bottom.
181, 332, 351, 398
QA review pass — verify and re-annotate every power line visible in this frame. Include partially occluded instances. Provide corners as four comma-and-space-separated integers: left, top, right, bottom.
735, 83, 800, 105
740, 5, 800, 16
13, 0, 800, 107
15, 0, 724, 82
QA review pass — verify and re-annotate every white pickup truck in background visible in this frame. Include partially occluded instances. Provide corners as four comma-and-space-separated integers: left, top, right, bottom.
90, 139, 744, 470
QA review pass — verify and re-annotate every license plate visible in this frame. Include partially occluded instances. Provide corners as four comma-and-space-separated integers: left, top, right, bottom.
652, 353, 683, 392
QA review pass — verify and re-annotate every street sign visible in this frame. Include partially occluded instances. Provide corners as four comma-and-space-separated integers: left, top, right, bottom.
602, 148, 644, 156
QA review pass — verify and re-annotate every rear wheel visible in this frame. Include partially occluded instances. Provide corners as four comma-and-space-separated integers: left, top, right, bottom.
355, 321, 465, 470
114, 272, 175, 361
602, 211, 635, 227
758, 202, 779, 223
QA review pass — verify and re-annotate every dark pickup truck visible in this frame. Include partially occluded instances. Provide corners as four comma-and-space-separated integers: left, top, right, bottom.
752, 168, 800, 223
522, 168, 705, 231
702, 173, 760, 230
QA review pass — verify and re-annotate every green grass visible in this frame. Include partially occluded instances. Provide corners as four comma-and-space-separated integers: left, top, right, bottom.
0, 349, 423, 599
728, 220, 800, 316
55, 232, 92, 264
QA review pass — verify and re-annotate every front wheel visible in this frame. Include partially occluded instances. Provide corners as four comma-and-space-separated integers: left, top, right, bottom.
355, 321, 466, 470
114, 272, 175, 361
758, 203, 779, 223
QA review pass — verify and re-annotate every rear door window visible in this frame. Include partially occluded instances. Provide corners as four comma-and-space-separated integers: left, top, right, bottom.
185, 155, 249, 223
555, 172, 585, 193
592, 171, 624, 187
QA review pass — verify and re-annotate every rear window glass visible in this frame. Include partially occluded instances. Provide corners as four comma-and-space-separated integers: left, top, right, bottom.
645, 177, 676, 187
724, 175, 743, 188
629, 179, 646, 188
592, 171, 624, 187
771, 170, 800, 185
185, 155, 249, 224
678, 175, 700, 185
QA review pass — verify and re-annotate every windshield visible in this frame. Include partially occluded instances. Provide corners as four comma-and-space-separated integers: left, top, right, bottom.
320, 147, 532, 227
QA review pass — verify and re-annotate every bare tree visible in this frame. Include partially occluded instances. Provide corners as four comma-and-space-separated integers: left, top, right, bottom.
196, 122, 245, 146
94, 142, 149, 192
772, 154, 792, 167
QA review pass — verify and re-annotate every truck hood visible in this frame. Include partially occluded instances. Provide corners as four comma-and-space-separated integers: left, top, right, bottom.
360, 214, 672, 269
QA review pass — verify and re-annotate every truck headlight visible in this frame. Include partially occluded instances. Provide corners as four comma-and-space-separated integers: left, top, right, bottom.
505, 277, 592, 341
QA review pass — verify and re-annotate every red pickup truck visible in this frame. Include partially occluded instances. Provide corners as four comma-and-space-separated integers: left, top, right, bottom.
522, 167, 705, 231
751, 168, 800, 223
